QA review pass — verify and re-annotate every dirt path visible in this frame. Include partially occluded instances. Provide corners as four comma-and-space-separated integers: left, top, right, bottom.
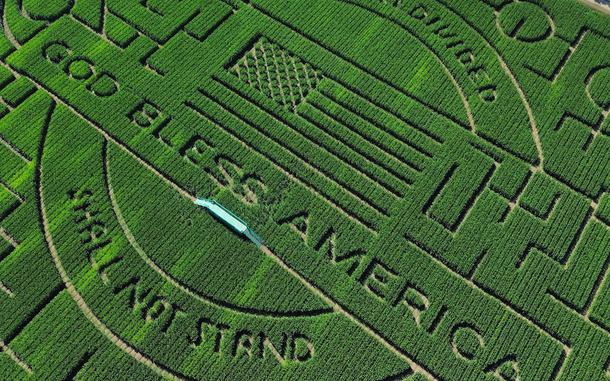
103, 142, 330, 318
2, 8, 21, 49
580, 0, 610, 16
0, 280, 13, 297
0, 340, 32, 375
36, 103, 190, 381
258, 244, 437, 379
18, 57, 436, 378
0, 227, 19, 247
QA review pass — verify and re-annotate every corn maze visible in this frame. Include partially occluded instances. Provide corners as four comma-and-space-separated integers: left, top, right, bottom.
0, 0, 609, 379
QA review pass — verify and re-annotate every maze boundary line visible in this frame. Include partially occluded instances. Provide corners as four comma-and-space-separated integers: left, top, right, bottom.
102, 140, 333, 319
0, 339, 32, 375
27, 76, 442, 381
0, 280, 13, 297
0, 48, 436, 378
249, 2, 471, 132
0, 178, 25, 203
35, 101, 197, 381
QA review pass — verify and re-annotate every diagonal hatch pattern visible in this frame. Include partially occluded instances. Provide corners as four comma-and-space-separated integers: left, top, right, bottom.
229, 37, 322, 112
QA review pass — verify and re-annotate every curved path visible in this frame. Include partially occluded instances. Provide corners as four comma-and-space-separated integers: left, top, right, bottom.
434, 0, 545, 168
340, 0, 545, 168
36, 102, 194, 381
102, 141, 332, 318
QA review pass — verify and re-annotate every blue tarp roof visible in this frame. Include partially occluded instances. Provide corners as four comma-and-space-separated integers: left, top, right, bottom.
194, 199, 264, 247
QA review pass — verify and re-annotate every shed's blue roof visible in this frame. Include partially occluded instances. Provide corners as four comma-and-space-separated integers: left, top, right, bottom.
195, 199, 264, 247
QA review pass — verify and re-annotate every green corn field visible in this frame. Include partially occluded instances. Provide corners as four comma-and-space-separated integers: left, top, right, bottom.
0, 0, 609, 380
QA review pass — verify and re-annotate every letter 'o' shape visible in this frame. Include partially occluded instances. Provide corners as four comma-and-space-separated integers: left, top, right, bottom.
587, 67, 610, 110
450, 324, 485, 361
497, 1, 554, 42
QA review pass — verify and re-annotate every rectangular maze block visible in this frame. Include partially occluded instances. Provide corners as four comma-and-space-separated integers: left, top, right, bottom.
104, 13, 139, 48
0, 66, 15, 117
0, 235, 14, 263
184, 1, 233, 41
0, 67, 14, 90
488, 155, 531, 201
0, 185, 20, 223
518, 174, 561, 220
424, 147, 496, 232
0, 78, 36, 109
107, 0, 202, 44
0, 178, 22, 264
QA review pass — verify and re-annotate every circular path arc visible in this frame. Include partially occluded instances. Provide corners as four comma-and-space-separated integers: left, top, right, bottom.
339, 0, 544, 167
102, 141, 332, 319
